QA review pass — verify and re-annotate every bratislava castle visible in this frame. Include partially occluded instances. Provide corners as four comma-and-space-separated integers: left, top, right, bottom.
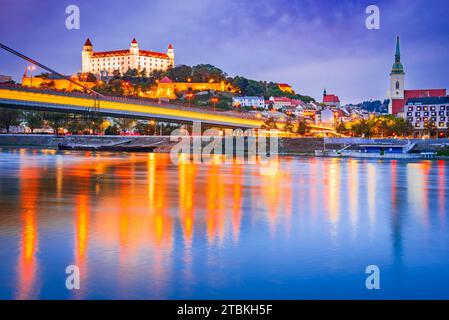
82, 38, 174, 76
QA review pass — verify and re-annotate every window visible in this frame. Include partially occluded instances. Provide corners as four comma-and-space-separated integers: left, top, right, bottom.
423, 106, 428, 111
415, 112, 421, 117
408, 107, 413, 111
417, 107, 422, 111
395, 81, 400, 90
407, 112, 412, 117
431, 112, 437, 116
439, 122, 445, 127
430, 106, 436, 111
441, 117, 446, 122
415, 123, 421, 127
424, 112, 429, 116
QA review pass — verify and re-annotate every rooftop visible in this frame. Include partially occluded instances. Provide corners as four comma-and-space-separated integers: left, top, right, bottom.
406, 96, 449, 105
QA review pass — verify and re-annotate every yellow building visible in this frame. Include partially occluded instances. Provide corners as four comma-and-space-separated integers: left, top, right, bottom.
152, 76, 239, 99
22, 74, 96, 91
277, 83, 295, 94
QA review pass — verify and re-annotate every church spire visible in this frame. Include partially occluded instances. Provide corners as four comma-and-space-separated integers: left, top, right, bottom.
391, 36, 404, 75
395, 36, 401, 62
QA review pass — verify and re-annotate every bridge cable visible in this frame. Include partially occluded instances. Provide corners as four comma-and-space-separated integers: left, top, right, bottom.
0, 42, 104, 98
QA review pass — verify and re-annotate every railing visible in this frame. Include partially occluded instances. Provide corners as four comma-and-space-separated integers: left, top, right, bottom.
0, 83, 261, 121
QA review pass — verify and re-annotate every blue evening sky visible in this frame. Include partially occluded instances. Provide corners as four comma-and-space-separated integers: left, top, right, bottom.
0, 0, 448, 104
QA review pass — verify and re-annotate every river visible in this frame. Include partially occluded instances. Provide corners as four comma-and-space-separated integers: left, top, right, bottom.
0, 149, 448, 299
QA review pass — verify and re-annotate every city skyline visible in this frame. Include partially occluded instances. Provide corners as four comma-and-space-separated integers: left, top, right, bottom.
1, 0, 449, 104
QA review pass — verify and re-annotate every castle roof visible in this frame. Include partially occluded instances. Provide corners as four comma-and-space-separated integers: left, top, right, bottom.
84, 38, 92, 46
168, 44, 173, 49
131, 38, 138, 44
159, 76, 173, 83
277, 83, 291, 88
91, 49, 169, 59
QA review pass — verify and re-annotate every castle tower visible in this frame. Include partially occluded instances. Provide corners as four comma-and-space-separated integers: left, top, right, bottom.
82, 38, 93, 73
167, 44, 175, 61
388, 36, 405, 114
130, 38, 139, 70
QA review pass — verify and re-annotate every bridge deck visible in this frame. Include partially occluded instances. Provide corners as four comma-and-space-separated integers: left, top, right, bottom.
0, 86, 263, 129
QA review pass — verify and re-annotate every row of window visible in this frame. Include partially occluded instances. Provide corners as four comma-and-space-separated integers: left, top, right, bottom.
408, 117, 447, 122
413, 122, 449, 128
407, 105, 447, 112
408, 111, 449, 117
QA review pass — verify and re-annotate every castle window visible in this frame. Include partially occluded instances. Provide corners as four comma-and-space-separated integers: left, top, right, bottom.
395, 81, 400, 90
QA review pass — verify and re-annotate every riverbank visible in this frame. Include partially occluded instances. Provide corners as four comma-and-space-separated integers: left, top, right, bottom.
1, 134, 449, 157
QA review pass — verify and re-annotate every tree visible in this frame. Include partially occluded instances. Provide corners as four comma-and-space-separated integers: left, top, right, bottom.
297, 119, 310, 135
283, 117, 295, 133
0, 108, 21, 133
22, 111, 44, 133
261, 117, 278, 130
105, 125, 120, 135
116, 118, 136, 133
135, 121, 156, 136
335, 121, 349, 136
423, 120, 437, 138
45, 112, 70, 135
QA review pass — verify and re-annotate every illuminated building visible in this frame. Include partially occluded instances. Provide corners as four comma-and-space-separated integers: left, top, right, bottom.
277, 83, 295, 94
82, 38, 174, 76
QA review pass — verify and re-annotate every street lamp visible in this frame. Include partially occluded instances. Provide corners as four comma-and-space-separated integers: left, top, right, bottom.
27, 65, 36, 87
186, 91, 194, 108
211, 96, 219, 112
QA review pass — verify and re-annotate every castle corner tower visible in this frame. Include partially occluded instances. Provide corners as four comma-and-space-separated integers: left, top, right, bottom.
167, 44, 175, 61
82, 38, 93, 73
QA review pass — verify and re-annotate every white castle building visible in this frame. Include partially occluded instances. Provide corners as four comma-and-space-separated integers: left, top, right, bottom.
81, 38, 174, 76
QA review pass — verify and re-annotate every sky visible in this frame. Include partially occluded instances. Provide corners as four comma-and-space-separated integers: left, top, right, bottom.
0, 0, 448, 104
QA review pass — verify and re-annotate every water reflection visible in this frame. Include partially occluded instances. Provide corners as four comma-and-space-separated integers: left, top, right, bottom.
0, 149, 448, 299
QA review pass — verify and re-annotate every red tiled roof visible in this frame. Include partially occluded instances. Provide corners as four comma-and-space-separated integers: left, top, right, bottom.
277, 83, 291, 88
272, 97, 292, 102
84, 38, 92, 46
168, 44, 173, 49
404, 89, 446, 99
91, 49, 169, 59
323, 94, 340, 103
131, 38, 138, 44
91, 49, 129, 58
159, 76, 173, 83
140, 50, 169, 59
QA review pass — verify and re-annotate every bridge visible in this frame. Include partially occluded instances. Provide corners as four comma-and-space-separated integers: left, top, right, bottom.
0, 85, 264, 129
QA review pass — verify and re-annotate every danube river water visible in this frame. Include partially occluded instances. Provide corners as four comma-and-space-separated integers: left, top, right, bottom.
0, 149, 448, 299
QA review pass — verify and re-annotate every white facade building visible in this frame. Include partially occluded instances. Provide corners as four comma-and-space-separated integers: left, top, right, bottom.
405, 97, 449, 130
82, 38, 174, 76
232, 96, 265, 109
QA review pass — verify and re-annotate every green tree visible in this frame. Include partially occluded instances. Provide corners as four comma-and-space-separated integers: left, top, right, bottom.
105, 125, 120, 135
22, 111, 44, 133
423, 120, 437, 138
135, 121, 156, 136
116, 118, 136, 133
283, 117, 295, 133
297, 119, 310, 135
0, 108, 21, 133
261, 117, 278, 130
45, 112, 70, 135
